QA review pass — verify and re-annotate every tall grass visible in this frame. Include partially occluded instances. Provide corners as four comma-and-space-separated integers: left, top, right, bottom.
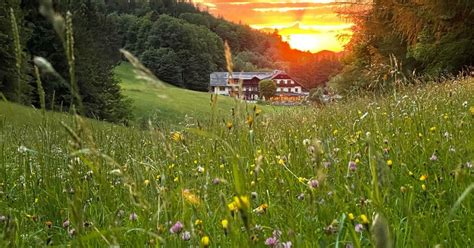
0, 76, 472, 247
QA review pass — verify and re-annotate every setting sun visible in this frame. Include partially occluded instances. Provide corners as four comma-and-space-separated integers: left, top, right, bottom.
196, 0, 353, 52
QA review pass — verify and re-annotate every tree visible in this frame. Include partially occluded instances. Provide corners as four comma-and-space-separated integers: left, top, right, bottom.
141, 48, 183, 86
258, 79, 276, 100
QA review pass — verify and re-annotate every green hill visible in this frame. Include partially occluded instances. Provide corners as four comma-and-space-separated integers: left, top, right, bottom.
116, 63, 268, 125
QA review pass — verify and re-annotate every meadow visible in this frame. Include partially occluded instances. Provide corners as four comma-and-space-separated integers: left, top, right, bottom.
0, 75, 473, 247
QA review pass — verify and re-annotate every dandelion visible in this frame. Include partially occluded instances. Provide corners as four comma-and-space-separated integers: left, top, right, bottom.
195, 219, 203, 226
129, 212, 138, 221
333, 129, 338, 135
360, 214, 369, 224
253, 203, 268, 214
348, 213, 355, 221
170, 221, 184, 234
45, 221, 53, 228
355, 223, 364, 233
386, 160, 393, 168
419, 174, 428, 181
171, 131, 183, 142
182, 189, 201, 206
264, 236, 278, 247
255, 108, 262, 116
201, 236, 210, 247
348, 161, 357, 171
298, 177, 305, 183
221, 219, 229, 234
429, 126, 436, 132
246, 116, 254, 127
181, 231, 191, 241
144, 179, 150, 186
278, 158, 285, 166
408, 171, 414, 177
421, 184, 427, 191
226, 121, 233, 130
173, 176, 179, 182
308, 179, 319, 189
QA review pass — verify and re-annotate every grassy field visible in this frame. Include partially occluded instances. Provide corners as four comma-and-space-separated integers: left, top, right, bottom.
116, 62, 272, 125
0, 77, 473, 247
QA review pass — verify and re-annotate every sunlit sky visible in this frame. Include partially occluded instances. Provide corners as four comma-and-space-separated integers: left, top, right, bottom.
193, 0, 353, 53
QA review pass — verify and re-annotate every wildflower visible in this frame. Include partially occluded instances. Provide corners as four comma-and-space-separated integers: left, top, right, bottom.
298, 177, 305, 183
255, 108, 262, 116
360, 214, 369, 224
251, 192, 258, 199
62, 219, 70, 228
173, 176, 179, 182
386, 160, 393, 168
221, 219, 229, 229
250, 234, 259, 242
429, 126, 436, 132
45, 221, 53, 228
182, 189, 201, 206
68, 228, 76, 237
170, 221, 184, 234
265, 236, 278, 247
278, 158, 285, 166
400, 186, 407, 193
333, 129, 338, 135
232, 196, 250, 210
17, 145, 28, 154
212, 178, 221, 184
348, 161, 357, 171
282, 241, 292, 248
181, 231, 191, 241
470, 106, 474, 116
323, 161, 331, 168
419, 175, 428, 181
421, 184, 427, 191
355, 223, 364, 233
171, 131, 183, 142
253, 203, 268, 214
195, 219, 203, 226
408, 171, 414, 177
201, 236, 210, 247
297, 193, 305, 201
430, 154, 438, 161
308, 179, 319, 189
246, 116, 254, 127
129, 212, 138, 221
466, 162, 473, 169
197, 166, 205, 173
226, 121, 233, 130
348, 213, 355, 221
144, 179, 150, 186
355, 158, 360, 164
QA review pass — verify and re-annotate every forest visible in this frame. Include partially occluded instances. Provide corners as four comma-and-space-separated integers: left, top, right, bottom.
0, 0, 341, 123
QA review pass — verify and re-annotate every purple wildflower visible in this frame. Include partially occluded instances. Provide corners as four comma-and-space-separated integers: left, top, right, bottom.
170, 221, 184, 234
355, 223, 364, 233
181, 231, 191, 241
264, 236, 278, 247
348, 161, 357, 171
212, 178, 221, 184
282, 241, 292, 248
430, 154, 438, 161
308, 179, 319, 189
129, 212, 138, 221
63, 219, 70, 228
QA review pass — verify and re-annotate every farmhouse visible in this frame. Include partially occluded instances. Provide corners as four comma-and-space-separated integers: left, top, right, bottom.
209, 70, 308, 102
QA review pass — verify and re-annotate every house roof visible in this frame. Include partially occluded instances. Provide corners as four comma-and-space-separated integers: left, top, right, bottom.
210, 71, 277, 86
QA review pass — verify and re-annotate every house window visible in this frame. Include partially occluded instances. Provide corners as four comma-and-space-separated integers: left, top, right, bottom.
295, 88, 298, 93
284, 80, 287, 84
219, 86, 225, 91
277, 88, 280, 92
290, 80, 294, 84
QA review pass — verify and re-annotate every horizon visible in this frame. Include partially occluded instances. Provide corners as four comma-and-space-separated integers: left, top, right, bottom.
194, 0, 353, 53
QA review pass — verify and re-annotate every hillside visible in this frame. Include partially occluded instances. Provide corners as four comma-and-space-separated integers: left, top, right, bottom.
116, 63, 274, 125
1, 77, 472, 246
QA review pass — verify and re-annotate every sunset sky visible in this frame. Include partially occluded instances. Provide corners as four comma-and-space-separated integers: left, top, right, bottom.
194, 0, 353, 53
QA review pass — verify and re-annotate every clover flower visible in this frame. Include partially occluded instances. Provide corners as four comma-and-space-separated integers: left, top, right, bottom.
181, 231, 191, 241
129, 212, 138, 221
170, 221, 184, 234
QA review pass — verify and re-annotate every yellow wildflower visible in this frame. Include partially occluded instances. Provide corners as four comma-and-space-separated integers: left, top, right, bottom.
226, 121, 233, 130
400, 186, 407, 193
201, 236, 210, 247
278, 158, 285, 165
253, 203, 268, 214
419, 174, 428, 181
429, 126, 436, 132
387, 160, 393, 167
246, 115, 254, 127
221, 219, 229, 230
333, 129, 338, 135
255, 108, 262, 116
360, 214, 369, 224
355, 158, 360, 164
348, 213, 355, 221
408, 171, 414, 177
233, 196, 250, 210
298, 177, 305, 183
195, 219, 203, 226
144, 179, 150, 186
173, 176, 179, 182
421, 184, 427, 191
182, 189, 201, 206
171, 131, 183, 142
470, 106, 474, 116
